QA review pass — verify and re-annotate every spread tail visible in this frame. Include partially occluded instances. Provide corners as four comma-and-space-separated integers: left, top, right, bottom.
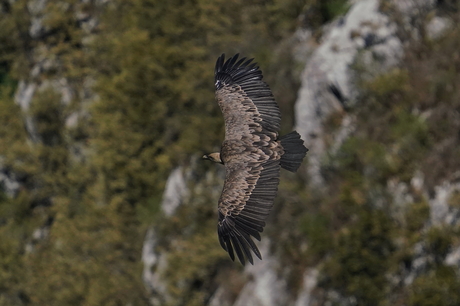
279, 131, 308, 172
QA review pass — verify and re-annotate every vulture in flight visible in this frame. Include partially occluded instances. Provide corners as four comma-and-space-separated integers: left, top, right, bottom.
203, 54, 308, 265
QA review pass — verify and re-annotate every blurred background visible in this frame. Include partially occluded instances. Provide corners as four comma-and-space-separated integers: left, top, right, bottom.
1, 0, 460, 305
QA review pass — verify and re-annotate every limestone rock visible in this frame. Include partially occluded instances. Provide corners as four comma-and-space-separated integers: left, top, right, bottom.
295, 0, 403, 187
233, 242, 289, 306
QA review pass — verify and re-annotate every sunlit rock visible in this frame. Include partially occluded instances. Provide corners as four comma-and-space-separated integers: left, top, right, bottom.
295, 0, 403, 187
233, 242, 289, 306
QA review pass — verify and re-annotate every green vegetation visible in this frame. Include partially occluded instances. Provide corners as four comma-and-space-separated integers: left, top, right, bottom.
408, 265, 460, 306
0, 0, 329, 305
0, 0, 460, 305
320, 209, 395, 303
269, 6, 460, 305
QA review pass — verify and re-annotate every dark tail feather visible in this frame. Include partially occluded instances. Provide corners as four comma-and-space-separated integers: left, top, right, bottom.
279, 131, 308, 172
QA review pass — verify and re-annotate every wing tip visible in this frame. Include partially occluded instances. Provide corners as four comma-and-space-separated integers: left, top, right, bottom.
218, 216, 263, 265
215, 53, 225, 75
214, 53, 262, 88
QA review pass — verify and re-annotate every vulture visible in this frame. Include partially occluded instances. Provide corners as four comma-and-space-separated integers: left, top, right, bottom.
203, 54, 308, 265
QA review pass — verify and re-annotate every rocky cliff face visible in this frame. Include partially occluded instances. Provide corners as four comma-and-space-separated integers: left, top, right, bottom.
2, 0, 459, 305
147, 0, 460, 305
1, 0, 99, 197
296, 0, 403, 188
294, 0, 460, 304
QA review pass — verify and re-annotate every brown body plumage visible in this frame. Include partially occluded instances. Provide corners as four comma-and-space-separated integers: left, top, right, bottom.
204, 54, 308, 265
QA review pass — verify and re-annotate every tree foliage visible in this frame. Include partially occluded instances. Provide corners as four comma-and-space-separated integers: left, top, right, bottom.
1, 0, 460, 305
0, 0, 315, 304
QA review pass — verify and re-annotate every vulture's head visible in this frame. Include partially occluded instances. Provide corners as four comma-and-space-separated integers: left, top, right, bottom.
202, 152, 223, 164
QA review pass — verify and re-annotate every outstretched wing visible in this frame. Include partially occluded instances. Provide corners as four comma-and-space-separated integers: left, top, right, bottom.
214, 54, 282, 265
215, 53, 281, 138
217, 158, 280, 265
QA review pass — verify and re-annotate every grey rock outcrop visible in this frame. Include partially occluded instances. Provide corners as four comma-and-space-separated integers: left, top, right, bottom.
294, 269, 319, 306
142, 227, 168, 305
429, 181, 460, 227
232, 242, 289, 306
161, 167, 189, 217
295, 0, 403, 187
0, 162, 21, 197
141, 167, 189, 303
